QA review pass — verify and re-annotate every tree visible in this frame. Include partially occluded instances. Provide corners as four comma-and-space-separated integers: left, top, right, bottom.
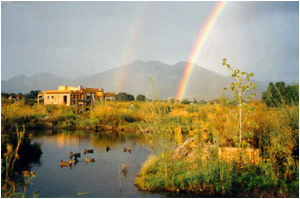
148, 75, 159, 101
25, 90, 40, 99
1, 93, 10, 98
181, 99, 191, 105
116, 93, 128, 101
116, 92, 135, 101
285, 84, 299, 105
136, 94, 146, 101
262, 82, 299, 107
127, 94, 135, 101
222, 58, 257, 146
167, 97, 175, 104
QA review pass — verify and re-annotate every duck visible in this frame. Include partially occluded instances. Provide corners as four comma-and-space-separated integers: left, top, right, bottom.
70, 152, 81, 159
123, 147, 131, 154
83, 148, 94, 154
85, 157, 95, 162
121, 163, 128, 172
106, 146, 110, 152
60, 160, 72, 167
69, 159, 78, 164
121, 163, 128, 176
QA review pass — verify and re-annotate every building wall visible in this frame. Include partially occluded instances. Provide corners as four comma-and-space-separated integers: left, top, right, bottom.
58, 85, 81, 91
41, 85, 114, 106
44, 93, 71, 105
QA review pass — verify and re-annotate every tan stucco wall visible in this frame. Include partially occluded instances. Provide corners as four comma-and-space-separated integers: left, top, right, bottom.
44, 94, 71, 105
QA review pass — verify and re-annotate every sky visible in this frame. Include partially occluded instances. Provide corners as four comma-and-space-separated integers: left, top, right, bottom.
1, 1, 299, 82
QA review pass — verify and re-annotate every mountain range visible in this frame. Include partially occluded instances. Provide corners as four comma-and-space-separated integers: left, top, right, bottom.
1, 60, 269, 100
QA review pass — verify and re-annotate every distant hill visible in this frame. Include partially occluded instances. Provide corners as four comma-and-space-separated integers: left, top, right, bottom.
1, 61, 268, 100
1, 72, 74, 94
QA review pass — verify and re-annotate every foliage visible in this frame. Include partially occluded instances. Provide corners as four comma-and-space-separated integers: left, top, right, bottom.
181, 99, 191, 105
24, 90, 40, 99
133, 95, 298, 196
148, 75, 159, 101
115, 92, 135, 101
262, 82, 299, 107
135, 153, 289, 196
2, 90, 298, 196
136, 94, 146, 101
222, 58, 257, 145
1, 126, 40, 198
2, 69, 299, 198
127, 94, 135, 101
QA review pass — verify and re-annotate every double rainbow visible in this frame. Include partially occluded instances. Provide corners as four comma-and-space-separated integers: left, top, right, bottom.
175, 1, 226, 100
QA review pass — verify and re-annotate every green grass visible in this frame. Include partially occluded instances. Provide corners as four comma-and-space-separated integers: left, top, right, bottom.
1, 99, 299, 197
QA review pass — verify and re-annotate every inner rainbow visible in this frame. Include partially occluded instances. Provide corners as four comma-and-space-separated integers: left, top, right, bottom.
175, 1, 226, 100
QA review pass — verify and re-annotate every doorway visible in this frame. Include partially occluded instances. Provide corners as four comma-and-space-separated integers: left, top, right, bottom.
63, 96, 67, 104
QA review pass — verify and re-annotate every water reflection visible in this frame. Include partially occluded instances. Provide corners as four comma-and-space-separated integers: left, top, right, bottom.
25, 130, 166, 198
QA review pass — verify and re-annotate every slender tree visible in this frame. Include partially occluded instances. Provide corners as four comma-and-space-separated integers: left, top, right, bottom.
222, 58, 257, 145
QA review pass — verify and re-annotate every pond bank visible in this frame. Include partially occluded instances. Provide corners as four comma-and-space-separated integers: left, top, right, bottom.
1, 102, 156, 133
2, 101, 299, 197
135, 152, 298, 198
10, 130, 172, 197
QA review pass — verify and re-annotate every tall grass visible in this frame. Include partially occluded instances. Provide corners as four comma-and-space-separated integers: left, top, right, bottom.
135, 100, 299, 197
2, 96, 299, 196
1, 126, 39, 198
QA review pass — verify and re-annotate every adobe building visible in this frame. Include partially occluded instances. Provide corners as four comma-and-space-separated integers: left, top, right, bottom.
37, 85, 115, 106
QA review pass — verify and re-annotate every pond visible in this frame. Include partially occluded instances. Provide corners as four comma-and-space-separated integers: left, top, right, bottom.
23, 130, 169, 198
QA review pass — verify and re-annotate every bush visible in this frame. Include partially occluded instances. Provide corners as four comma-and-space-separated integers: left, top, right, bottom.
136, 94, 146, 101
181, 99, 191, 105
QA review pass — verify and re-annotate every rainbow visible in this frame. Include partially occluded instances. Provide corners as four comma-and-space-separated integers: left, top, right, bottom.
114, 3, 150, 93
175, 1, 226, 100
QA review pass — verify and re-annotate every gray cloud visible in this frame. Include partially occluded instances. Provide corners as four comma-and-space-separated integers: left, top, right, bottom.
1, 1, 299, 82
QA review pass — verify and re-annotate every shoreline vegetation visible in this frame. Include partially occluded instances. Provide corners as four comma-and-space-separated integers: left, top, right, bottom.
1, 79, 299, 197
133, 100, 298, 197
1, 98, 299, 197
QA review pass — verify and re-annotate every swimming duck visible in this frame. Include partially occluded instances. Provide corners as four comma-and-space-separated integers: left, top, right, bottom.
121, 163, 128, 176
123, 147, 131, 153
60, 160, 72, 167
83, 148, 94, 154
85, 157, 95, 162
70, 152, 81, 159
69, 159, 78, 164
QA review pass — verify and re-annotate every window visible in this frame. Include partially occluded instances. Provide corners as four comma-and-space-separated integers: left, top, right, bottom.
51, 96, 54, 99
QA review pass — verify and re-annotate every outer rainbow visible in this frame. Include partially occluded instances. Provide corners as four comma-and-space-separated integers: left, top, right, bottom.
176, 1, 226, 100
114, 3, 150, 93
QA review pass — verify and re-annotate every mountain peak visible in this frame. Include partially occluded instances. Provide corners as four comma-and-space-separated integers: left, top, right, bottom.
131, 60, 145, 64
2, 60, 267, 100
8, 74, 27, 81
130, 60, 168, 66
29, 72, 56, 78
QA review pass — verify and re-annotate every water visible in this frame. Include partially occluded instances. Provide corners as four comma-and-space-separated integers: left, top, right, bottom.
24, 130, 167, 198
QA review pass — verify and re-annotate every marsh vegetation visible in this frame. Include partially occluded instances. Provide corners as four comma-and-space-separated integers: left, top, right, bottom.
1, 76, 299, 197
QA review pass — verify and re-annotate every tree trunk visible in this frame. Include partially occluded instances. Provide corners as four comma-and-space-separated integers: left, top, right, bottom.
239, 91, 242, 145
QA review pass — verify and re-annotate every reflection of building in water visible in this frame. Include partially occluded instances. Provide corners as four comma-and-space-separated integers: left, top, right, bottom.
37, 85, 115, 106
42, 130, 147, 150
54, 131, 147, 149
56, 133, 81, 149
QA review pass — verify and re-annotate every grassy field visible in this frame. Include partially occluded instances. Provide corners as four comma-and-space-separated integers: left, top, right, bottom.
1, 98, 299, 197
133, 100, 299, 197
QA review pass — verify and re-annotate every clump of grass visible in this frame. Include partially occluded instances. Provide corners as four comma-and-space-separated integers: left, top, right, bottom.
136, 152, 291, 196
135, 99, 298, 197
1, 126, 40, 198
